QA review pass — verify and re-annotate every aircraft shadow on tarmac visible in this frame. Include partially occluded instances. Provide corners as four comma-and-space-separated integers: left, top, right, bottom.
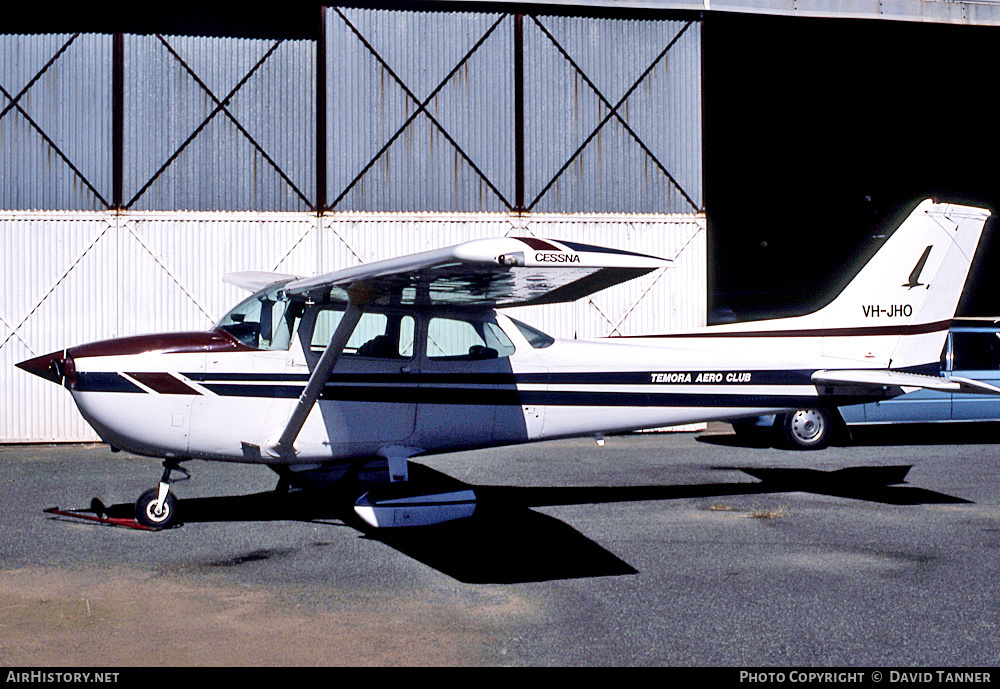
82, 463, 969, 585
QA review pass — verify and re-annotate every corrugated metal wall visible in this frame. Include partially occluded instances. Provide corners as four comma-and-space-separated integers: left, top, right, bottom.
0, 32, 316, 212
325, 9, 516, 212
522, 15, 701, 213
0, 33, 113, 210
2, 8, 702, 213
2, 6, 707, 441
123, 35, 316, 211
2, 210, 705, 442
326, 7, 702, 213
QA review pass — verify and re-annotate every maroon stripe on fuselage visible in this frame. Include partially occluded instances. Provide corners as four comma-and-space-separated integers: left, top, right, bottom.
610, 320, 952, 339
68, 330, 253, 358
127, 372, 201, 395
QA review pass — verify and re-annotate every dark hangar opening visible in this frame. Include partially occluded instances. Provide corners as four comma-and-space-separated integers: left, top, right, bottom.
703, 13, 1000, 323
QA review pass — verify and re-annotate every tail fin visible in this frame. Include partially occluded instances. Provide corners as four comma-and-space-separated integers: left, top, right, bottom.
805, 199, 990, 369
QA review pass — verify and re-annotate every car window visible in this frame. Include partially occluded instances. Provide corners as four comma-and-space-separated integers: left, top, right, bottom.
951, 331, 1000, 371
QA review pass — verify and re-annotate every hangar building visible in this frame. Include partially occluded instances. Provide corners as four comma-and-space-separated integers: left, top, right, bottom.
2, 2, 997, 441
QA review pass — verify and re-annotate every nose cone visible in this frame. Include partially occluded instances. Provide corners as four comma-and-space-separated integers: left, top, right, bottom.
16, 350, 67, 385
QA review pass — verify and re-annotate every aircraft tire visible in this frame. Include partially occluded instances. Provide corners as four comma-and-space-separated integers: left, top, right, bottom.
135, 488, 179, 529
780, 408, 832, 450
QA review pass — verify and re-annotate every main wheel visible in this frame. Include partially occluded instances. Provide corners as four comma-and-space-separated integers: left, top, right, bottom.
781, 408, 833, 450
135, 488, 179, 528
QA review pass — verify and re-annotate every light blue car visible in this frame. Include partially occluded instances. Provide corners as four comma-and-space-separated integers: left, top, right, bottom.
731, 318, 1000, 449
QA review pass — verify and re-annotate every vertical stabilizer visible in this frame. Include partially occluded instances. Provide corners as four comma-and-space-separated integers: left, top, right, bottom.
811, 200, 990, 368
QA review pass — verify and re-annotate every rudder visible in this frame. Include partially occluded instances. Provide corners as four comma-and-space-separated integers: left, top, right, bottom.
809, 199, 990, 369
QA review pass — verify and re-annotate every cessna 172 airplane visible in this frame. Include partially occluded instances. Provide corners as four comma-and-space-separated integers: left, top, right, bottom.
16, 199, 999, 529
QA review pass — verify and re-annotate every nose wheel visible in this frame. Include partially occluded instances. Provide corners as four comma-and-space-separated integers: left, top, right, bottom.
135, 460, 188, 529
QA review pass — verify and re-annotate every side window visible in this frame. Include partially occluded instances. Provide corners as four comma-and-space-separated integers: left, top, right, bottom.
427, 317, 515, 360
311, 309, 414, 359
509, 318, 555, 349
951, 331, 1000, 371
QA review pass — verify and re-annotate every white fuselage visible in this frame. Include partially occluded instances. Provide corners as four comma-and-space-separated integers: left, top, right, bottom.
62, 311, 880, 466
21, 201, 987, 470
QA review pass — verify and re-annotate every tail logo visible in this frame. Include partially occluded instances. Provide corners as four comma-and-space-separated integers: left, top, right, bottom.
903, 245, 933, 289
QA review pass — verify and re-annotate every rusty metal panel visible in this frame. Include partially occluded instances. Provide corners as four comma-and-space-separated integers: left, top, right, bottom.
123, 34, 316, 212
524, 15, 702, 214
325, 8, 515, 212
325, 7, 702, 214
0, 34, 113, 211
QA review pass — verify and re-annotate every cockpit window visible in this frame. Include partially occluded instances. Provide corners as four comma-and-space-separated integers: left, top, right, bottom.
216, 282, 302, 350
509, 318, 555, 349
427, 317, 515, 360
311, 308, 415, 359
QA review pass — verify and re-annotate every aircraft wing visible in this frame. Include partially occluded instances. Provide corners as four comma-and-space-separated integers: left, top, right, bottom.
283, 237, 670, 307
812, 370, 1000, 395
223, 271, 300, 292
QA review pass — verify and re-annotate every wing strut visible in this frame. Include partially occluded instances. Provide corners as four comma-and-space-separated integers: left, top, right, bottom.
266, 301, 364, 459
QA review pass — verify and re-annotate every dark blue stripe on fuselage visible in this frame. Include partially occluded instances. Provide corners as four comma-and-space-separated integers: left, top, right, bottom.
197, 383, 823, 408
183, 369, 818, 386
74, 367, 910, 408
73, 372, 144, 394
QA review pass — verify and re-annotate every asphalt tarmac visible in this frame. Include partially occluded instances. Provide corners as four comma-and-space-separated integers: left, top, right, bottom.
2, 423, 999, 668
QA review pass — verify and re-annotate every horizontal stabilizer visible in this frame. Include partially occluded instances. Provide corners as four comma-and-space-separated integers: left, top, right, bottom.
947, 376, 1000, 396
813, 369, 1000, 395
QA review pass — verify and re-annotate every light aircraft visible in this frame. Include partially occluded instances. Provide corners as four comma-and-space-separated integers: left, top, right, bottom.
17, 199, 999, 529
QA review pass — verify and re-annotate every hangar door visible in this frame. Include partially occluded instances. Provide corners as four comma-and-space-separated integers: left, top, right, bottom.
323, 7, 702, 215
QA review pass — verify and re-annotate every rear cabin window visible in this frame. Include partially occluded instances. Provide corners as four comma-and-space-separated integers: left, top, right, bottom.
427, 317, 515, 360
509, 318, 555, 349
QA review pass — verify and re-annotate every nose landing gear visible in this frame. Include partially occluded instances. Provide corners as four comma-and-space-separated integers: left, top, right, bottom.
135, 460, 189, 529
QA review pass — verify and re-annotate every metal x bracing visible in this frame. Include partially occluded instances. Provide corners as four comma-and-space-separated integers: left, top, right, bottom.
127, 35, 311, 210
0, 219, 113, 359
0, 33, 110, 208
587, 221, 704, 336
330, 8, 512, 211
527, 18, 699, 213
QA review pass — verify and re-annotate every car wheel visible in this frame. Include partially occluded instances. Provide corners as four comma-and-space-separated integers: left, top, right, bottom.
781, 408, 833, 450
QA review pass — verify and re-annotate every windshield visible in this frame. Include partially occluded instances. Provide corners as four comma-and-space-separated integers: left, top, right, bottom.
216, 282, 302, 350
